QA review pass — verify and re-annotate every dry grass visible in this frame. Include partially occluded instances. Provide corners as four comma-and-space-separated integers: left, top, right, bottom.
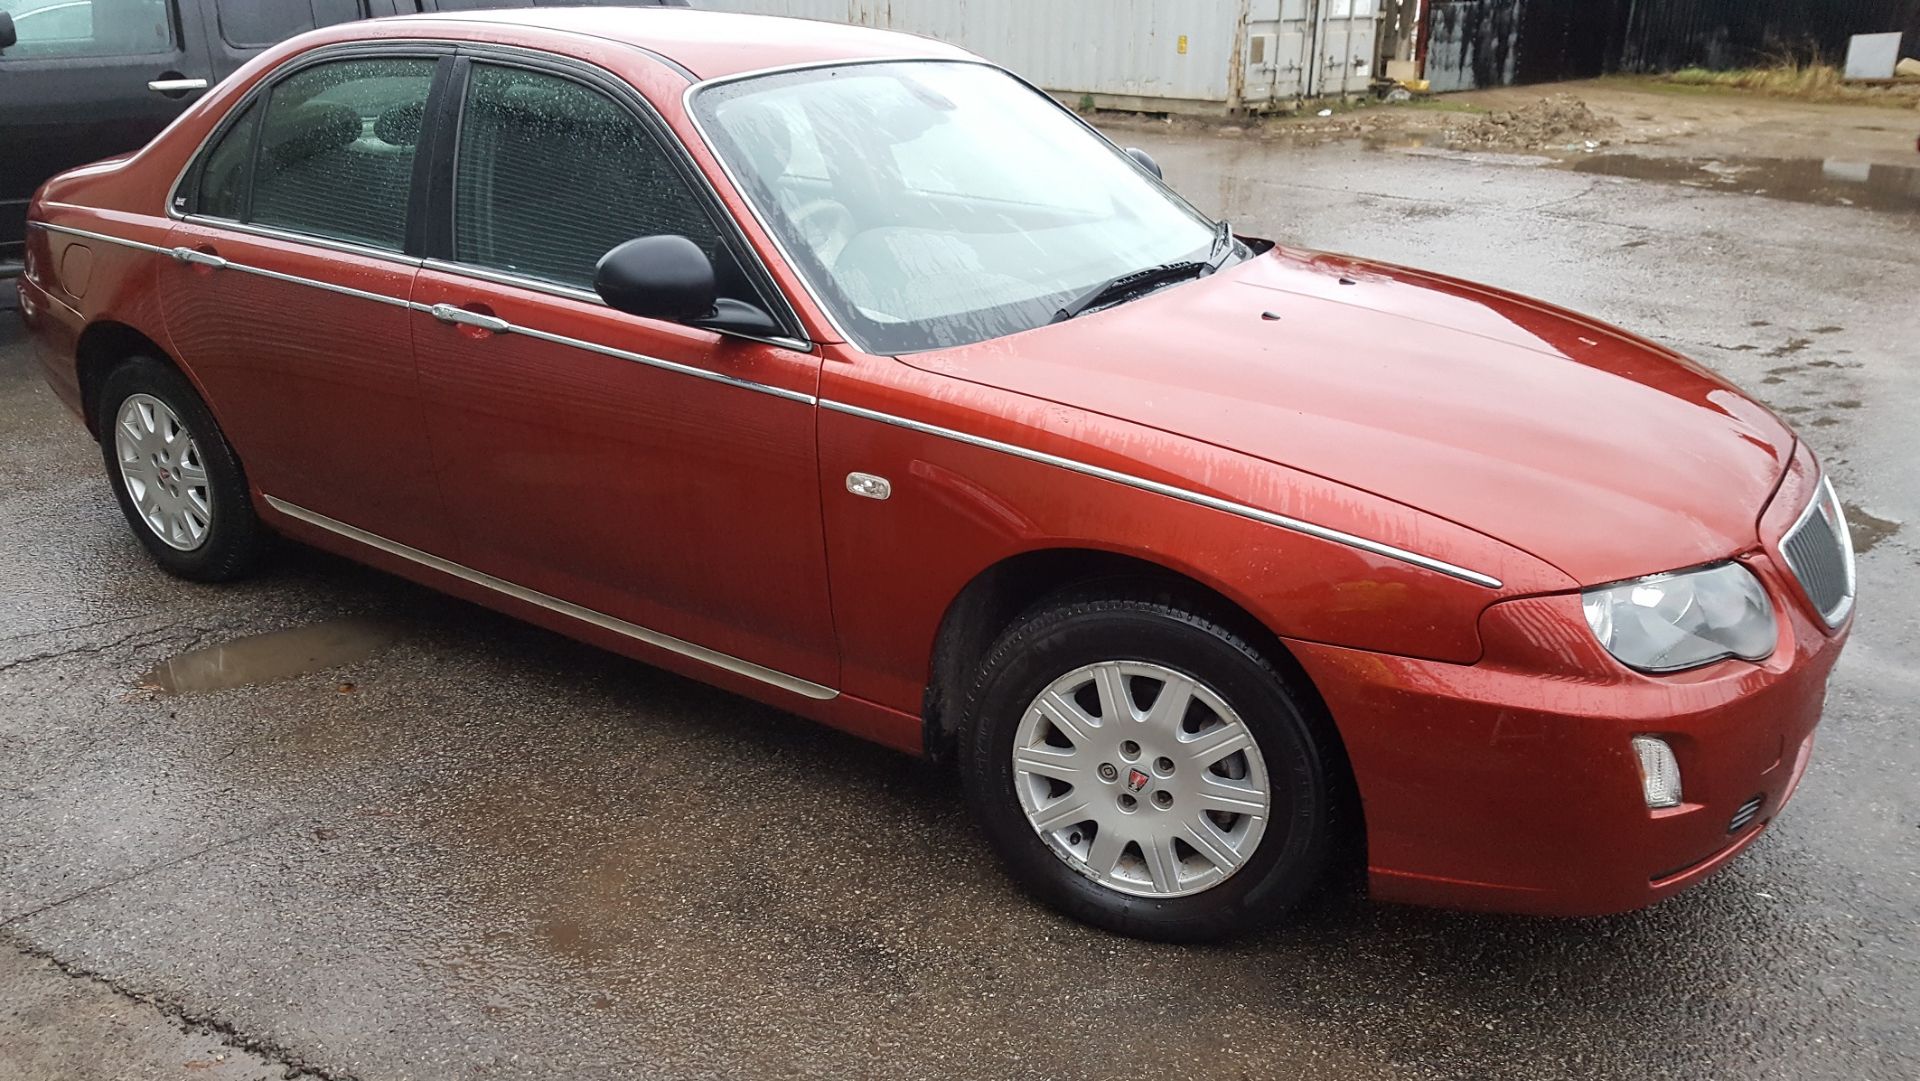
1661, 63, 1920, 107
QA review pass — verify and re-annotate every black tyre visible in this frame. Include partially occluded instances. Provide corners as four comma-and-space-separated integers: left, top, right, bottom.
960, 589, 1341, 941
95, 356, 267, 582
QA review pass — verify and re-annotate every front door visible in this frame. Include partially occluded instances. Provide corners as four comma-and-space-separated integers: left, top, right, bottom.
157, 51, 453, 554
0, 0, 213, 265
410, 58, 838, 689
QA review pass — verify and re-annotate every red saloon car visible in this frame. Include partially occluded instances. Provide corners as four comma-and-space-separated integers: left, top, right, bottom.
16, 9, 1854, 941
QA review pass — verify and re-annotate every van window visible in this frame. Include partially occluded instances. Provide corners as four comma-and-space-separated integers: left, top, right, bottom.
0, 0, 172, 59
246, 56, 434, 250
214, 0, 363, 50
452, 63, 723, 290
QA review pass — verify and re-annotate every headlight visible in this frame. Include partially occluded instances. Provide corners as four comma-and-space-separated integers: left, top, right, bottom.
1582, 562, 1777, 673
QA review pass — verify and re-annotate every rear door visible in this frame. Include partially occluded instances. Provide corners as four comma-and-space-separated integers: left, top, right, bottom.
0, 0, 213, 266
159, 48, 454, 553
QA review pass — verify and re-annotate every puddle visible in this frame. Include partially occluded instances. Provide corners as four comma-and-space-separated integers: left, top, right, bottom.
141, 617, 397, 695
1569, 154, 1920, 212
1845, 504, 1901, 556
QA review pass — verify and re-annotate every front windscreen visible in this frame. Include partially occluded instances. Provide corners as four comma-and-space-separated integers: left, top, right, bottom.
693, 61, 1218, 354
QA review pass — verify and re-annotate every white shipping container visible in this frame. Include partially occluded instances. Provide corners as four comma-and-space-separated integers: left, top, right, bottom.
696, 0, 1382, 112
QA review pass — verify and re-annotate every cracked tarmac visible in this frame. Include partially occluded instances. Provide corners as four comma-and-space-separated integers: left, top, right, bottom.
3, 126, 1918, 1080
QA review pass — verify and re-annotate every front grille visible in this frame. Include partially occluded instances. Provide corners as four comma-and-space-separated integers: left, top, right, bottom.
1780, 477, 1855, 626
1729, 795, 1765, 834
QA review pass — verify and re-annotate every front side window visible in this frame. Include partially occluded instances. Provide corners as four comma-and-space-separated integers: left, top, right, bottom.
0, 0, 170, 60
452, 63, 728, 292
694, 61, 1220, 354
236, 56, 434, 250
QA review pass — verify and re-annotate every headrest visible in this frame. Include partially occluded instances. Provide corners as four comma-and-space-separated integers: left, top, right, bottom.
265, 102, 361, 167
373, 100, 425, 147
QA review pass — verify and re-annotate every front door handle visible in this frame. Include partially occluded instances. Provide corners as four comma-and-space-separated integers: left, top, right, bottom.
429, 303, 510, 335
148, 77, 209, 96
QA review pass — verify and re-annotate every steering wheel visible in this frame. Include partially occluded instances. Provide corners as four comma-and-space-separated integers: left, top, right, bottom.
788, 198, 856, 266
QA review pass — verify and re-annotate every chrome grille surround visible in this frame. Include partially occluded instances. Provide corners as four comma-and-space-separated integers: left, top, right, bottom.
1780, 476, 1856, 627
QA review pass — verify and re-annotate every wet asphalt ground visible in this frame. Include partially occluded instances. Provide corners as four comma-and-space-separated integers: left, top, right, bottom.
3, 132, 1918, 1080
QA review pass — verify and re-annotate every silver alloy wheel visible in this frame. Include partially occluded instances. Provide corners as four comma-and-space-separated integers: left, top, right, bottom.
114, 393, 213, 552
1011, 660, 1271, 898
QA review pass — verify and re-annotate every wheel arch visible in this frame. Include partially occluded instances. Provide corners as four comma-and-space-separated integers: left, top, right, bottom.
923, 550, 1335, 757
74, 320, 177, 439
922, 545, 1366, 870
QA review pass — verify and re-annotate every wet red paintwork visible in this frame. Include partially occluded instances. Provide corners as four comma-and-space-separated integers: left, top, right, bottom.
15, 9, 1849, 916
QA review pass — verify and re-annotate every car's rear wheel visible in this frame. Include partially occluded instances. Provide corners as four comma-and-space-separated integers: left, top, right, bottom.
960, 589, 1340, 941
96, 357, 266, 581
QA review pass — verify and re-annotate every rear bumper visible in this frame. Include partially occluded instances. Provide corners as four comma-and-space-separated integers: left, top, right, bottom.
1293, 558, 1844, 918
15, 262, 86, 422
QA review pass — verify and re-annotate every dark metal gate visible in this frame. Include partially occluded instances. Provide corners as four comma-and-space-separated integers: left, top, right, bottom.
1426, 0, 1920, 88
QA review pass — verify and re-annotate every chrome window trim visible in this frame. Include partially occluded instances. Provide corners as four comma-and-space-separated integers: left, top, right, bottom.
263, 496, 839, 701
181, 214, 425, 268
36, 217, 1505, 589
818, 399, 1506, 589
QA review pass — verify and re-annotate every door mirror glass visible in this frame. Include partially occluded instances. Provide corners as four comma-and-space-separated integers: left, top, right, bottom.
595, 235, 717, 322
0, 12, 16, 51
1124, 147, 1163, 179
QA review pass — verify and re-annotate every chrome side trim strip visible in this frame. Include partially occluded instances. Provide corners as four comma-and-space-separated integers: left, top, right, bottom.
40, 217, 1499, 588
419, 303, 819, 405
263, 496, 839, 701
182, 214, 426, 267
817, 399, 1506, 589
36, 221, 173, 255
418, 257, 814, 353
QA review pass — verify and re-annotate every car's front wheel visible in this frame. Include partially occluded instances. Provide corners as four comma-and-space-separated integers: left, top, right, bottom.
96, 356, 266, 581
960, 589, 1342, 941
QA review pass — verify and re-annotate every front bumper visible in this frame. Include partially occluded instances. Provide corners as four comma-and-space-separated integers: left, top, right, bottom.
1291, 547, 1845, 917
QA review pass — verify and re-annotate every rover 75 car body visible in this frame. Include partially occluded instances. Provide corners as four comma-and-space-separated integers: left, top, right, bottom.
15, 8, 1854, 940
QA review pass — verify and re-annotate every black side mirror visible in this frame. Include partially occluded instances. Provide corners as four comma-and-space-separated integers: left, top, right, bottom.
1124, 147, 1162, 179
0, 12, 18, 52
594, 235, 786, 339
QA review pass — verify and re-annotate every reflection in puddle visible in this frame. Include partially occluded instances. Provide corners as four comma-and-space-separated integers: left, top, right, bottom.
1569, 154, 1920, 212
1845, 504, 1901, 556
141, 617, 397, 695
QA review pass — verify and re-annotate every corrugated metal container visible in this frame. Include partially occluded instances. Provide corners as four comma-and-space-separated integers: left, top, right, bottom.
697, 0, 1385, 111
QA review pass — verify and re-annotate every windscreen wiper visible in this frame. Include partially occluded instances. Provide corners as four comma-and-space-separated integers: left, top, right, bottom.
1050, 220, 1238, 325
1050, 260, 1207, 324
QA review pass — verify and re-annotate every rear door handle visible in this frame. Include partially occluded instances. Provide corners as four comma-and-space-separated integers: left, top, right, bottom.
148, 78, 209, 94
169, 246, 226, 269
429, 303, 510, 334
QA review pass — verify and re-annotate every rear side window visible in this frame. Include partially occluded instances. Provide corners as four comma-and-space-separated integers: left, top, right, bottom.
0, 0, 173, 60
240, 56, 434, 250
214, 0, 362, 49
452, 63, 723, 290
193, 101, 259, 219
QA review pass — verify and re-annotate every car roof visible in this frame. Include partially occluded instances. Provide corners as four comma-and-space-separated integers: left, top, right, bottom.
393, 7, 978, 81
